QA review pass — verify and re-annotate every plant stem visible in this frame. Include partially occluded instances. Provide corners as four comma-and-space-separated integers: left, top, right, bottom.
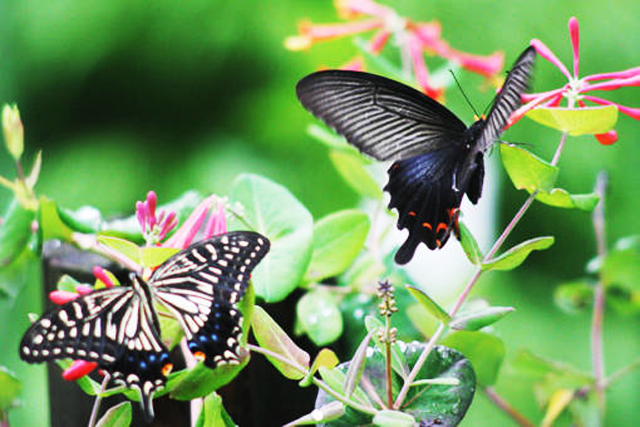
246, 344, 377, 415
384, 316, 393, 408
87, 373, 110, 427
180, 338, 202, 427
394, 130, 569, 410
605, 357, 640, 388
591, 172, 608, 414
484, 387, 536, 427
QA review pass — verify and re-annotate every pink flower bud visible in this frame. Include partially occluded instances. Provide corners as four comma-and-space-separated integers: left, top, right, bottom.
568, 17, 580, 78
50, 291, 80, 305
62, 360, 98, 381
595, 130, 618, 145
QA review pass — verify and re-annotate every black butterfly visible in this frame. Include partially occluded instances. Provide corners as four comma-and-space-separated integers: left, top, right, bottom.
20, 231, 270, 420
297, 46, 536, 264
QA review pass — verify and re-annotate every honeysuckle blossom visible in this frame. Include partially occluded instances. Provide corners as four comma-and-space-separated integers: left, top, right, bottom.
510, 17, 640, 144
58, 193, 229, 382
286, 0, 504, 99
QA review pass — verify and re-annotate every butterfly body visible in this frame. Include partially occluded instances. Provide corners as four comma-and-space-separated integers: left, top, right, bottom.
297, 46, 535, 263
20, 231, 270, 420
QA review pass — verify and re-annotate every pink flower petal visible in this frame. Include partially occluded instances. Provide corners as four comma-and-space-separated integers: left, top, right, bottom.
582, 75, 640, 92
204, 202, 228, 238
412, 21, 442, 45
62, 360, 98, 381
50, 291, 80, 305
163, 195, 215, 249
407, 34, 441, 97
93, 266, 114, 288
135, 201, 146, 232
368, 29, 391, 54
583, 95, 640, 120
335, 0, 393, 19
568, 17, 580, 78
595, 130, 618, 145
75, 285, 94, 295
450, 50, 504, 78
299, 18, 382, 41
158, 211, 177, 241
584, 66, 640, 82
530, 39, 572, 80
521, 87, 567, 102
146, 191, 157, 228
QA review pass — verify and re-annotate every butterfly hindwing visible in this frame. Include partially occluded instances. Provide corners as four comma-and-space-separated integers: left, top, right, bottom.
296, 70, 467, 161
150, 231, 270, 368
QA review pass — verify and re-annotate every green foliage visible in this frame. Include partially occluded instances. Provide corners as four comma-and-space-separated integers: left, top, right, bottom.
526, 105, 618, 136
482, 236, 555, 271
0, 198, 35, 267
195, 393, 236, 427
95, 402, 132, 427
443, 331, 504, 386
0, 367, 21, 421
501, 144, 558, 193
449, 306, 515, 331
304, 209, 370, 283
405, 284, 451, 324
230, 174, 313, 302
296, 289, 344, 345
328, 150, 383, 200
458, 221, 483, 265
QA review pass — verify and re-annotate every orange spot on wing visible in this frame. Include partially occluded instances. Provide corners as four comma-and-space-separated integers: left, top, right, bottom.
436, 239, 442, 248
422, 222, 432, 230
409, 211, 416, 216
436, 222, 447, 233
194, 351, 206, 361
161, 363, 174, 376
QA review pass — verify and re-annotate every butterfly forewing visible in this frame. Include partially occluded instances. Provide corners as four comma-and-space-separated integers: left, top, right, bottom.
296, 70, 467, 161
150, 231, 270, 368
478, 46, 536, 151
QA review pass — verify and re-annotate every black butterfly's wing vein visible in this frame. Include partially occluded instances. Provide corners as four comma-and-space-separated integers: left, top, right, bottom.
150, 231, 270, 368
296, 70, 468, 161
19, 283, 171, 420
478, 46, 536, 151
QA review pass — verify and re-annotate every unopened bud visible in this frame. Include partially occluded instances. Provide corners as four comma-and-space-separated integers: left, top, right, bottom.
2, 104, 24, 161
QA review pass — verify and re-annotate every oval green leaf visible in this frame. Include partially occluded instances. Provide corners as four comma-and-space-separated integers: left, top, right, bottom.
195, 393, 235, 427
98, 235, 141, 265
168, 357, 249, 401
251, 305, 310, 379
373, 410, 416, 427
57, 205, 102, 234
535, 189, 600, 211
230, 174, 313, 302
304, 210, 370, 283
554, 280, 594, 314
482, 236, 554, 271
0, 367, 21, 413
296, 290, 344, 346
95, 402, 132, 427
500, 144, 558, 193
299, 348, 340, 387
405, 285, 451, 324
329, 150, 383, 200
458, 221, 482, 265
526, 105, 618, 136
443, 331, 504, 386
450, 306, 515, 331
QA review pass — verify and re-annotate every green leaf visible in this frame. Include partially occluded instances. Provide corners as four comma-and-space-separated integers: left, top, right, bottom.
535, 189, 600, 211
364, 315, 407, 378
500, 144, 558, 193
57, 275, 82, 292
296, 290, 343, 346
230, 174, 313, 302
283, 401, 345, 426
443, 331, 504, 386
299, 348, 340, 387
482, 236, 554, 271
526, 105, 618, 136
98, 235, 141, 265
0, 367, 21, 414
458, 221, 482, 265
0, 198, 35, 267
251, 305, 310, 379
57, 205, 103, 233
304, 210, 370, 283
318, 366, 372, 409
168, 357, 249, 401
140, 246, 179, 269
405, 285, 451, 324
554, 280, 594, 314
601, 241, 640, 291
95, 401, 132, 427
450, 306, 515, 331
195, 393, 236, 427
373, 410, 416, 427
317, 343, 475, 427
329, 150, 383, 200
344, 329, 375, 398
510, 350, 593, 384
39, 196, 73, 242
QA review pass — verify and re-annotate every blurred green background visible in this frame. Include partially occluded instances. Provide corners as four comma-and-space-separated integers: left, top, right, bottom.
0, 0, 638, 426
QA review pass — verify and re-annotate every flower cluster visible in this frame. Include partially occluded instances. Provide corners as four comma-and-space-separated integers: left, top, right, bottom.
57, 193, 230, 381
286, 0, 504, 99
511, 17, 640, 145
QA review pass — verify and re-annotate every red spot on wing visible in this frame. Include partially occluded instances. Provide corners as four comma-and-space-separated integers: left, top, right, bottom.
422, 222, 432, 230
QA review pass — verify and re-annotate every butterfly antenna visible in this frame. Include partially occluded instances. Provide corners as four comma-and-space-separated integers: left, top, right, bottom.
449, 70, 480, 118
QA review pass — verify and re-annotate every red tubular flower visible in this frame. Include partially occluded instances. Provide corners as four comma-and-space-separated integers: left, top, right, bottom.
512, 17, 640, 144
136, 191, 178, 245
286, 0, 503, 98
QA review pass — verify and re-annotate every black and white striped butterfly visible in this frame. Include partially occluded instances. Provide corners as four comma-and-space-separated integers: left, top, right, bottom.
20, 231, 270, 420
297, 46, 536, 264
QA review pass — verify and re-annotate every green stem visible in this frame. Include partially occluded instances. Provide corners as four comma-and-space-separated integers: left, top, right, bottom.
384, 316, 393, 408
87, 373, 110, 427
246, 344, 376, 415
605, 357, 640, 388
